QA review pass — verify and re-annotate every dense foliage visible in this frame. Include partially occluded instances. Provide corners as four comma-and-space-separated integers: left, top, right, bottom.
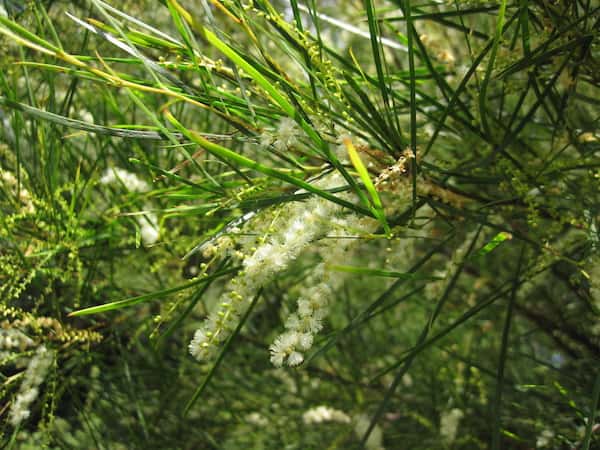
0, 0, 599, 448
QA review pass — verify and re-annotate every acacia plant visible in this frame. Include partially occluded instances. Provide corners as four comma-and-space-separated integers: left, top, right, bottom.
0, 0, 599, 448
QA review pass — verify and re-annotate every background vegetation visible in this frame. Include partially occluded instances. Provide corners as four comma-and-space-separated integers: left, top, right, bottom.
0, 0, 598, 448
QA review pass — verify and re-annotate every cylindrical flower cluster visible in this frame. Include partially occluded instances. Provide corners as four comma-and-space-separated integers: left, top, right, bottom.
0, 328, 35, 368
269, 213, 376, 367
99, 167, 159, 245
189, 173, 352, 362
9, 345, 54, 427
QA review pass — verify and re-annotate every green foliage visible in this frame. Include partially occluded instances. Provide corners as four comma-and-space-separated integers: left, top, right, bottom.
0, 0, 598, 448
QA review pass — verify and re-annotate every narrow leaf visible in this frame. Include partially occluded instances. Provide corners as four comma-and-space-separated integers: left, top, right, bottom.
69, 268, 238, 316
343, 137, 389, 233
329, 264, 440, 280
